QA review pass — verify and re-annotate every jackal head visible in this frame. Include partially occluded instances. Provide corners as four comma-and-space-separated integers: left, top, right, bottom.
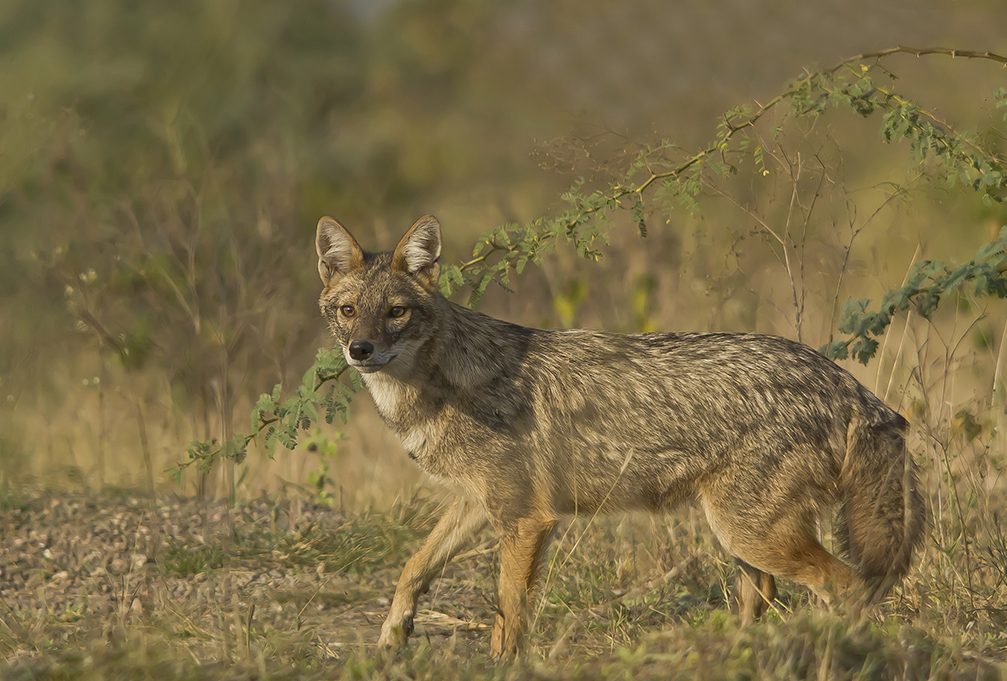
315, 215, 441, 377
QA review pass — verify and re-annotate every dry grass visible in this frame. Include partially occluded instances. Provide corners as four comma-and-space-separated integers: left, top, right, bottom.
1, 437, 1005, 681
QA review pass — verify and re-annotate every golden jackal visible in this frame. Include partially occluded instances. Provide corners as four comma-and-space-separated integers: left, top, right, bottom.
315, 215, 925, 657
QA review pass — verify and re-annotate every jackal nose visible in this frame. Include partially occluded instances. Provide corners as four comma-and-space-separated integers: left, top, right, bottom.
348, 341, 374, 361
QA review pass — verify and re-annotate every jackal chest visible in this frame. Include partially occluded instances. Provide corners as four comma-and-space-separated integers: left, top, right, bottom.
397, 425, 437, 461
363, 373, 410, 420
363, 374, 443, 463
394, 420, 479, 489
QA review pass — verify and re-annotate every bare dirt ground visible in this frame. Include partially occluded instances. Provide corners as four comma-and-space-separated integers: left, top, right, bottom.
0, 490, 505, 676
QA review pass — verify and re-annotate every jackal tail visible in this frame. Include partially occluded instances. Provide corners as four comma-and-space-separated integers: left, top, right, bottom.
838, 409, 926, 600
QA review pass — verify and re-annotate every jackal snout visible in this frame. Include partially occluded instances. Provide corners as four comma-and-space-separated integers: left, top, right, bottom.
340, 326, 402, 373
347, 340, 375, 361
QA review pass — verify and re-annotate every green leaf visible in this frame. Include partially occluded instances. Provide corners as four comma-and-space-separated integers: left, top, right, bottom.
943, 264, 970, 292
303, 401, 320, 428
167, 465, 184, 486
279, 433, 297, 451
851, 337, 880, 365
915, 291, 940, 319
301, 366, 317, 396
820, 339, 849, 361
879, 288, 910, 314
838, 298, 871, 334
631, 197, 647, 238
264, 426, 278, 457
252, 392, 275, 430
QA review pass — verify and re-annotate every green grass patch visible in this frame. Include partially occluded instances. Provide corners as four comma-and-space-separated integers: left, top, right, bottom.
161, 543, 228, 577
159, 500, 436, 578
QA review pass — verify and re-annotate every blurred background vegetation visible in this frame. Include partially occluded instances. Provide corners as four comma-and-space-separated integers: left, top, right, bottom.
1, 0, 1006, 512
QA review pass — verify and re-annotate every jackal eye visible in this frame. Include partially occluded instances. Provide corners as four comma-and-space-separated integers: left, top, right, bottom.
389, 306, 406, 318
339, 304, 355, 318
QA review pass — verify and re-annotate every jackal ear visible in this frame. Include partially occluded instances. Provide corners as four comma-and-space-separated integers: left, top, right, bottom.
316, 217, 364, 287
392, 215, 441, 289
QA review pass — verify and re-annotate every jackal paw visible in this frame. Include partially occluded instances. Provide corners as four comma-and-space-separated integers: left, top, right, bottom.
377, 614, 413, 649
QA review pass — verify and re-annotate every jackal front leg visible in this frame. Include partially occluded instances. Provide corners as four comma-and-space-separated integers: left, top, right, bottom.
491, 516, 556, 658
378, 497, 488, 649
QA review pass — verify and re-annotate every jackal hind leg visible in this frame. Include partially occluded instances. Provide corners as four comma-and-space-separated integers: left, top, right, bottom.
723, 514, 853, 608
378, 497, 488, 649
702, 487, 853, 610
490, 515, 556, 658
735, 558, 777, 624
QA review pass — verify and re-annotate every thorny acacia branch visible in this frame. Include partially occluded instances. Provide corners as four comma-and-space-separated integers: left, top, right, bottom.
447, 46, 1006, 304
